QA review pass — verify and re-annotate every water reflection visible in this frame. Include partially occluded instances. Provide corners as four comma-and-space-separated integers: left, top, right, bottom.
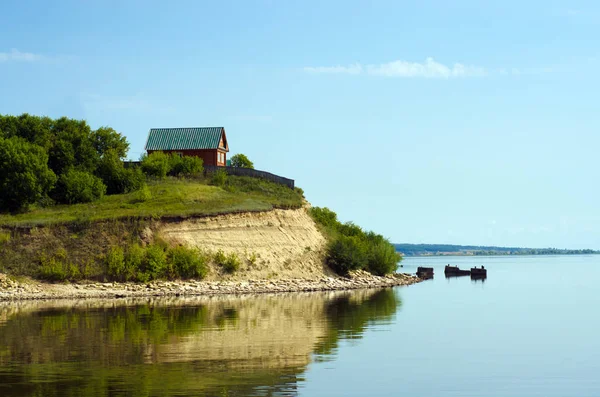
0, 289, 401, 396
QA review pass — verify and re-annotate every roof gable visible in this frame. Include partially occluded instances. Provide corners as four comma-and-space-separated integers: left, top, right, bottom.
145, 127, 226, 151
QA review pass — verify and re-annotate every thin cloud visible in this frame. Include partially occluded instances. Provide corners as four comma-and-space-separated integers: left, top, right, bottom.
304, 57, 487, 78
0, 49, 43, 62
302, 57, 534, 78
303, 64, 363, 75
367, 57, 487, 78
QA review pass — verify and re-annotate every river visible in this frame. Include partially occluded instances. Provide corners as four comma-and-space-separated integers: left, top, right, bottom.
0, 255, 598, 396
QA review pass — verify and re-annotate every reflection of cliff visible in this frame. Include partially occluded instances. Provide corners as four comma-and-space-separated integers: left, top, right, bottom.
144, 293, 332, 369
0, 289, 402, 396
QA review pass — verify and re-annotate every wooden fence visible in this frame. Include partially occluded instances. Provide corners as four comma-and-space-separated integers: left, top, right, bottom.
204, 166, 295, 189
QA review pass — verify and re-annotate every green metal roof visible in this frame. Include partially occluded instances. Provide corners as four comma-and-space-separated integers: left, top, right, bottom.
145, 127, 225, 151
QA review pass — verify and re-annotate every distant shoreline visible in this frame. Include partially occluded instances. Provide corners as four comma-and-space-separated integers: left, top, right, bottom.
395, 243, 599, 257
402, 252, 600, 257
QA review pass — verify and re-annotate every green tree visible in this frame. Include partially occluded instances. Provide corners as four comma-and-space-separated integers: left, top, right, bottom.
92, 126, 130, 158
0, 136, 57, 211
0, 113, 53, 149
48, 117, 98, 174
229, 153, 254, 169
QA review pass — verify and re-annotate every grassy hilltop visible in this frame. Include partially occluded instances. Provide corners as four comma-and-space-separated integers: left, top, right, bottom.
0, 176, 302, 228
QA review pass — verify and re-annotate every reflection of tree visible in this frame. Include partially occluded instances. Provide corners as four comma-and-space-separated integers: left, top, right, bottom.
0, 289, 403, 396
314, 288, 401, 359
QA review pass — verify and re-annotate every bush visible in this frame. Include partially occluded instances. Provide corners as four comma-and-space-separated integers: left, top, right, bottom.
168, 245, 208, 279
308, 207, 339, 231
39, 255, 67, 282
366, 239, 402, 276
211, 169, 227, 187
213, 249, 239, 273
53, 169, 106, 204
124, 244, 145, 281
326, 235, 368, 275
310, 206, 402, 276
141, 152, 170, 178
96, 149, 144, 194
38, 248, 70, 282
229, 153, 254, 169
130, 183, 152, 203
0, 136, 57, 211
105, 246, 125, 281
144, 244, 167, 280
223, 253, 240, 273
171, 155, 203, 176
213, 249, 227, 265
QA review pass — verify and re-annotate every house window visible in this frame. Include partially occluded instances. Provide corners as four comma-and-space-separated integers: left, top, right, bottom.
176, 152, 183, 158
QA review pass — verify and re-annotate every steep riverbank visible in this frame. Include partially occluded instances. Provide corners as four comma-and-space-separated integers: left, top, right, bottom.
0, 206, 421, 301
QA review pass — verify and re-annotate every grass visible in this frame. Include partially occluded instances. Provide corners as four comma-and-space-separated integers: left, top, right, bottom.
0, 176, 303, 228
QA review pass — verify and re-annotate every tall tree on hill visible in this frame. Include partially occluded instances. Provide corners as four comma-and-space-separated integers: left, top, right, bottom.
229, 153, 254, 169
0, 136, 57, 212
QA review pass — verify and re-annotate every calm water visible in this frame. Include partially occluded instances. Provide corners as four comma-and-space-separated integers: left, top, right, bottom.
1, 255, 599, 396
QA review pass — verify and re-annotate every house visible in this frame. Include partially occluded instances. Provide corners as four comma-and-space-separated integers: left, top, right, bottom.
144, 127, 229, 167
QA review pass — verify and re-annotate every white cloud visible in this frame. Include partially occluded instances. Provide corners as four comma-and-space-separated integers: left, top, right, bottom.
0, 49, 43, 62
303, 63, 363, 75
304, 57, 488, 78
366, 57, 486, 78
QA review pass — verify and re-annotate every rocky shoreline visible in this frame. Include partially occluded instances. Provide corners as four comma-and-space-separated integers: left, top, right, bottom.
0, 271, 421, 301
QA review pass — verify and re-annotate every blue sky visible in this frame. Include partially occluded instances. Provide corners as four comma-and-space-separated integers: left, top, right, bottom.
1, 0, 599, 249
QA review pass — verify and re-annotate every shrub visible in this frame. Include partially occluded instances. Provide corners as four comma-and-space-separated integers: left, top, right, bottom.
53, 168, 106, 204
39, 249, 70, 282
326, 235, 368, 275
105, 246, 125, 281
309, 207, 339, 231
124, 244, 145, 282
223, 253, 240, 273
213, 249, 227, 265
141, 152, 170, 178
130, 183, 152, 203
211, 169, 227, 187
229, 153, 254, 169
96, 149, 144, 194
172, 156, 203, 176
168, 245, 208, 279
144, 244, 167, 280
248, 252, 257, 267
310, 206, 402, 276
366, 239, 402, 276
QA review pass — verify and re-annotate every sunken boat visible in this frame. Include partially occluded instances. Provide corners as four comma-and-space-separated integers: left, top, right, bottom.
470, 266, 487, 279
444, 265, 471, 277
416, 267, 434, 279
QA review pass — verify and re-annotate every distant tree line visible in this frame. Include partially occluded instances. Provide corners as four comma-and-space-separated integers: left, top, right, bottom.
394, 243, 599, 256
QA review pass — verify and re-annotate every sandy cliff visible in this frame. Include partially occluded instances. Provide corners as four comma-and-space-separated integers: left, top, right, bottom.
159, 207, 332, 280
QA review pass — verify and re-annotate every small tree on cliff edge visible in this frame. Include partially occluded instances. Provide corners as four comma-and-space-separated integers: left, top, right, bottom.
229, 153, 254, 169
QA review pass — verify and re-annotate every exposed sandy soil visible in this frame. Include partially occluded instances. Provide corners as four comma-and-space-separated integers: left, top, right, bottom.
158, 207, 332, 280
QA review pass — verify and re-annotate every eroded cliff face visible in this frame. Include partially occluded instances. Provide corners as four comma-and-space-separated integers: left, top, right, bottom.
159, 208, 332, 280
